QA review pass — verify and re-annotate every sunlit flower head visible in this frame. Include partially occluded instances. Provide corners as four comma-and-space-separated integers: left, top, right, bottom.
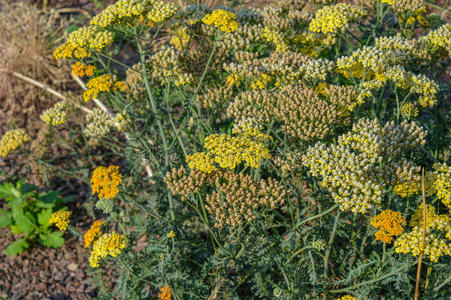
49, 210, 72, 231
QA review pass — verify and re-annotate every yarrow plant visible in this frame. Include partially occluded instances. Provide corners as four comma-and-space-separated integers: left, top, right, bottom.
7, 0, 450, 298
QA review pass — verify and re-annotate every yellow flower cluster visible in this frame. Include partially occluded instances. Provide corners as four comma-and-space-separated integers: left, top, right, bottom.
91, 165, 123, 199
158, 286, 172, 300
336, 296, 357, 300
187, 127, 271, 172
0, 129, 30, 157
202, 9, 239, 33
84, 220, 105, 248
420, 24, 451, 57
147, 1, 178, 23
394, 163, 450, 209
54, 26, 113, 60
394, 204, 450, 262
113, 81, 127, 92
400, 102, 419, 119
262, 26, 289, 52
90, 0, 151, 28
370, 210, 406, 243
433, 163, 451, 209
303, 118, 427, 213
40, 101, 67, 126
49, 210, 72, 231
167, 230, 175, 238
337, 46, 439, 108
89, 232, 127, 268
72, 62, 96, 78
83, 74, 113, 102
186, 152, 217, 173
308, 3, 365, 45
170, 26, 191, 50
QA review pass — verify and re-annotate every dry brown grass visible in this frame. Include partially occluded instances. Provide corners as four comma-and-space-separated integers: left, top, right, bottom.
0, 0, 73, 133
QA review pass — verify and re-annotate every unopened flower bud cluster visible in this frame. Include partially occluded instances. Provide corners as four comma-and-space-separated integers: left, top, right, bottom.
40, 101, 68, 127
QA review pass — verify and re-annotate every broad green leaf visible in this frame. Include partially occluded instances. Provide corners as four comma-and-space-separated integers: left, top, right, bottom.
21, 183, 37, 195
4, 238, 29, 256
0, 182, 14, 199
39, 231, 65, 248
0, 209, 12, 228
37, 208, 52, 228
15, 212, 36, 235
10, 225, 22, 234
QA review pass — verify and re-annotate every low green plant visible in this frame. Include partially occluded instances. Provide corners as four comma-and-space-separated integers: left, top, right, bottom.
0, 180, 73, 255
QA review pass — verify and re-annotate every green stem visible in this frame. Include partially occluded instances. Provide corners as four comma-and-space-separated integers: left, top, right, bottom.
117, 257, 156, 286
136, 38, 175, 222
297, 204, 339, 227
324, 210, 341, 278
329, 260, 418, 294
67, 225, 83, 238
286, 246, 314, 264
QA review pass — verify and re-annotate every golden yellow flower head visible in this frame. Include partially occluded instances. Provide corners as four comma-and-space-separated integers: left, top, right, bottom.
0, 129, 30, 157
89, 232, 127, 268
84, 220, 105, 248
49, 210, 72, 231
167, 230, 175, 238
370, 210, 406, 243
72, 62, 96, 78
202, 9, 239, 33
186, 152, 217, 173
83, 74, 113, 102
113, 81, 127, 92
91, 165, 123, 199
158, 286, 172, 300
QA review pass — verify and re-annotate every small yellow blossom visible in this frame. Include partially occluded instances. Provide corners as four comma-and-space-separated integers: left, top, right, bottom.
0, 129, 30, 157
83, 74, 113, 102
84, 220, 105, 248
370, 210, 406, 243
400, 102, 419, 119
49, 210, 72, 231
186, 152, 217, 173
158, 286, 172, 300
202, 9, 239, 33
394, 204, 450, 262
167, 230, 175, 238
91, 165, 123, 199
113, 81, 127, 92
89, 232, 127, 268
72, 62, 96, 78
